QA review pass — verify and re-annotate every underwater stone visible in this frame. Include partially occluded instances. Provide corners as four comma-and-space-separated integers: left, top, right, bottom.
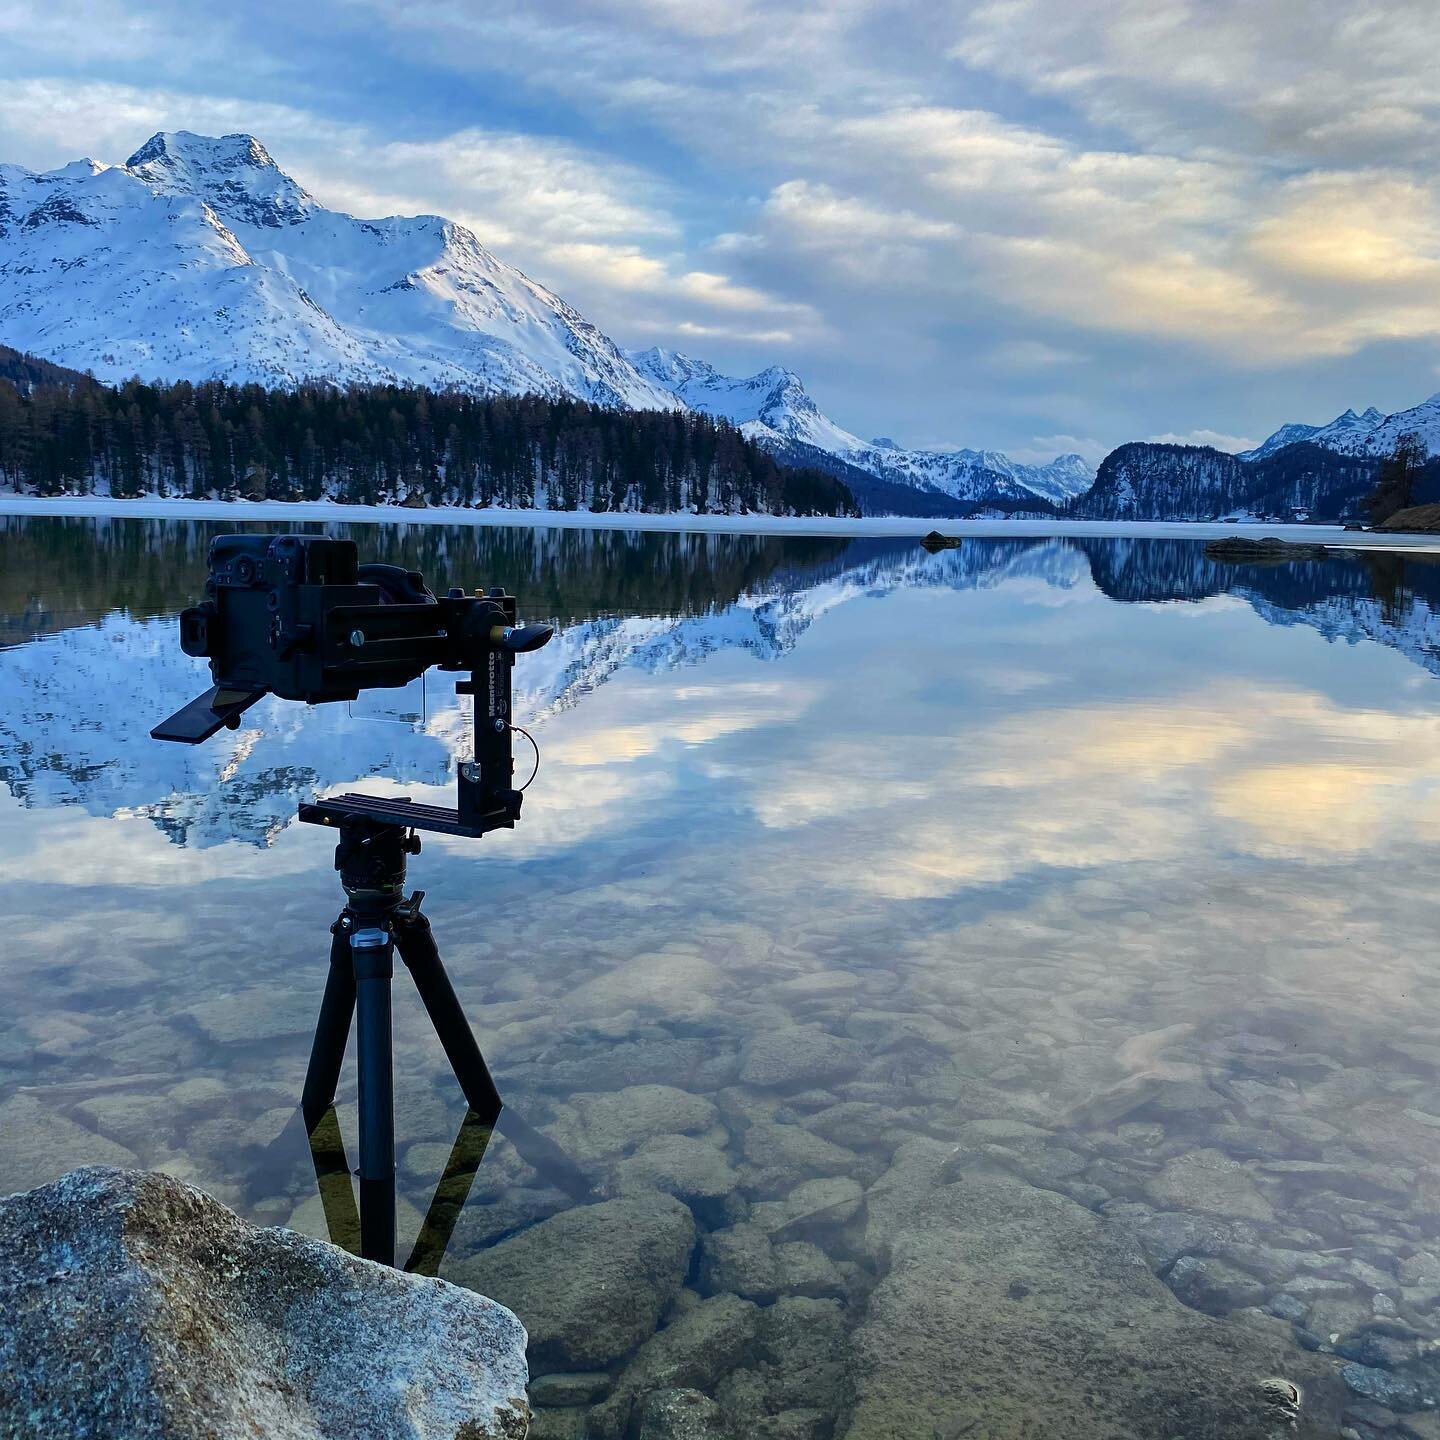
739, 1027, 860, 1090
843, 1169, 1336, 1439
751, 1176, 864, 1237
698, 1223, 781, 1300
1267, 1293, 1311, 1323
527, 1372, 613, 1407
546, 1085, 719, 1163
179, 987, 313, 1044
451, 1192, 695, 1371
1147, 1148, 1276, 1222
1166, 1255, 1266, 1316
1341, 1363, 1433, 1413
0, 1166, 529, 1439
738, 1121, 858, 1194
612, 1133, 738, 1202
636, 1388, 734, 1440
586, 1294, 759, 1440
0, 1094, 139, 1192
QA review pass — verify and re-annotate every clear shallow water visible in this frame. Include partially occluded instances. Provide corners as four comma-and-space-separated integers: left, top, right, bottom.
7, 517, 1440, 1435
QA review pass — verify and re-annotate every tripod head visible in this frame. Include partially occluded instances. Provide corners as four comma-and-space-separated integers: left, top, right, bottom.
151, 533, 553, 837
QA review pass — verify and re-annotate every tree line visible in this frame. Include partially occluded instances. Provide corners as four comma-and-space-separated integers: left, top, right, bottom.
0, 354, 857, 517
1363, 431, 1438, 524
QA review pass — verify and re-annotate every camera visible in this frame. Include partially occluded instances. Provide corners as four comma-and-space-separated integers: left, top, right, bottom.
152, 533, 553, 837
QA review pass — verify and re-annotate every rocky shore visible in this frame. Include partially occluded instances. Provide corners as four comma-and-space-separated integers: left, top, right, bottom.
8, 892, 1440, 1437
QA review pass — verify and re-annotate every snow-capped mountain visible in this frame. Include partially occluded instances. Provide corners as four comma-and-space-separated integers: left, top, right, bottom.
626, 347, 863, 455
840, 440, 1094, 507
0, 129, 1093, 515
1240, 396, 1440, 461
0, 131, 680, 409
625, 346, 1094, 509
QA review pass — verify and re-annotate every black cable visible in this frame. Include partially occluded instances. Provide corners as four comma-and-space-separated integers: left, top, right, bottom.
510, 723, 541, 791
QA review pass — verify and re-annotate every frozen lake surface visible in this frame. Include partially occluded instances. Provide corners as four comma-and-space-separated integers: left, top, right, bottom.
5, 514, 1440, 1435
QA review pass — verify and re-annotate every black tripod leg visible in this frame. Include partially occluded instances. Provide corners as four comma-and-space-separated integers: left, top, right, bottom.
352, 923, 396, 1266
301, 919, 356, 1128
394, 908, 502, 1119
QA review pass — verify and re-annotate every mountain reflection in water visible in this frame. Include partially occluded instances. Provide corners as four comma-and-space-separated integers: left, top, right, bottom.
4, 516, 1440, 848
7, 516, 1440, 1435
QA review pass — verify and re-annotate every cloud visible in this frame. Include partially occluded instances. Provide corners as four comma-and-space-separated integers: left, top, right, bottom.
949, 0, 1440, 168
1148, 429, 1259, 454
3, 0, 1439, 454
1247, 171, 1440, 286
1009, 434, 1111, 464
744, 680, 1440, 901
0, 74, 813, 354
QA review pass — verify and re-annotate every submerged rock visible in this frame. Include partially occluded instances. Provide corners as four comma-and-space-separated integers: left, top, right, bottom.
739, 1027, 861, 1090
636, 1388, 734, 1439
546, 1085, 719, 1163
1340, 1362, 1434, 1412
0, 1166, 529, 1440
1166, 1254, 1267, 1316
450, 1192, 696, 1370
842, 1168, 1340, 1438
1147, 1147, 1276, 1222
0, 1094, 139, 1192
587, 1294, 759, 1439
613, 1133, 738, 1203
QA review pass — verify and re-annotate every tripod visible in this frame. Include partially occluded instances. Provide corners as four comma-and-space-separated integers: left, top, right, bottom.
299, 808, 501, 1266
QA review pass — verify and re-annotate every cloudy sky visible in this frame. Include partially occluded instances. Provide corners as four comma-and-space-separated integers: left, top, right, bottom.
4, 0, 1439, 459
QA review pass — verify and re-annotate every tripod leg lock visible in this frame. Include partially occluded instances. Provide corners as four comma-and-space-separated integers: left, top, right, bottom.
351, 927, 394, 980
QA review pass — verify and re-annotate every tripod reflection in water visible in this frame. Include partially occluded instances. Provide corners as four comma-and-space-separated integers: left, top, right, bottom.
291, 1101, 591, 1275
305, 1104, 493, 1276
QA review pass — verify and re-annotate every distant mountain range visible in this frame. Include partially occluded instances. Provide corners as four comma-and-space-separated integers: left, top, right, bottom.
1069, 441, 1393, 523
1070, 390, 1440, 523
1, 128, 1436, 522
623, 346, 1094, 510
1240, 395, 1440, 462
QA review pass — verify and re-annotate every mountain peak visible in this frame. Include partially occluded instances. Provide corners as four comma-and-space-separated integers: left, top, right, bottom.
124, 130, 313, 228
755, 363, 804, 387
127, 131, 276, 174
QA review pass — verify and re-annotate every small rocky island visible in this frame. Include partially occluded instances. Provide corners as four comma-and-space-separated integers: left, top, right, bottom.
1202, 536, 1331, 562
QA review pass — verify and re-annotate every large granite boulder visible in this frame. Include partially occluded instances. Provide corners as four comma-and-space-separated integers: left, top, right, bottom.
0, 1167, 529, 1440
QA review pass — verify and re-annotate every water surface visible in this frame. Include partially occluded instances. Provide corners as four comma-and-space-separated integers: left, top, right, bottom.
6, 516, 1440, 1436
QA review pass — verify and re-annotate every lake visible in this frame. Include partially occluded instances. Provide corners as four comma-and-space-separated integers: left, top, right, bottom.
5, 514, 1440, 1436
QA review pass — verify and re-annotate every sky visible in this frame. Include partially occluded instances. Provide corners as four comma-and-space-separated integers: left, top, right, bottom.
3, 0, 1440, 460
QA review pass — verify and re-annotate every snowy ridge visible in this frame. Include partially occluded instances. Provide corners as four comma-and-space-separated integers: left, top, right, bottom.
1242, 396, 1440, 462
841, 441, 1094, 507
0, 131, 681, 410
625, 346, 1094, 509
626, 347, 864, 455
